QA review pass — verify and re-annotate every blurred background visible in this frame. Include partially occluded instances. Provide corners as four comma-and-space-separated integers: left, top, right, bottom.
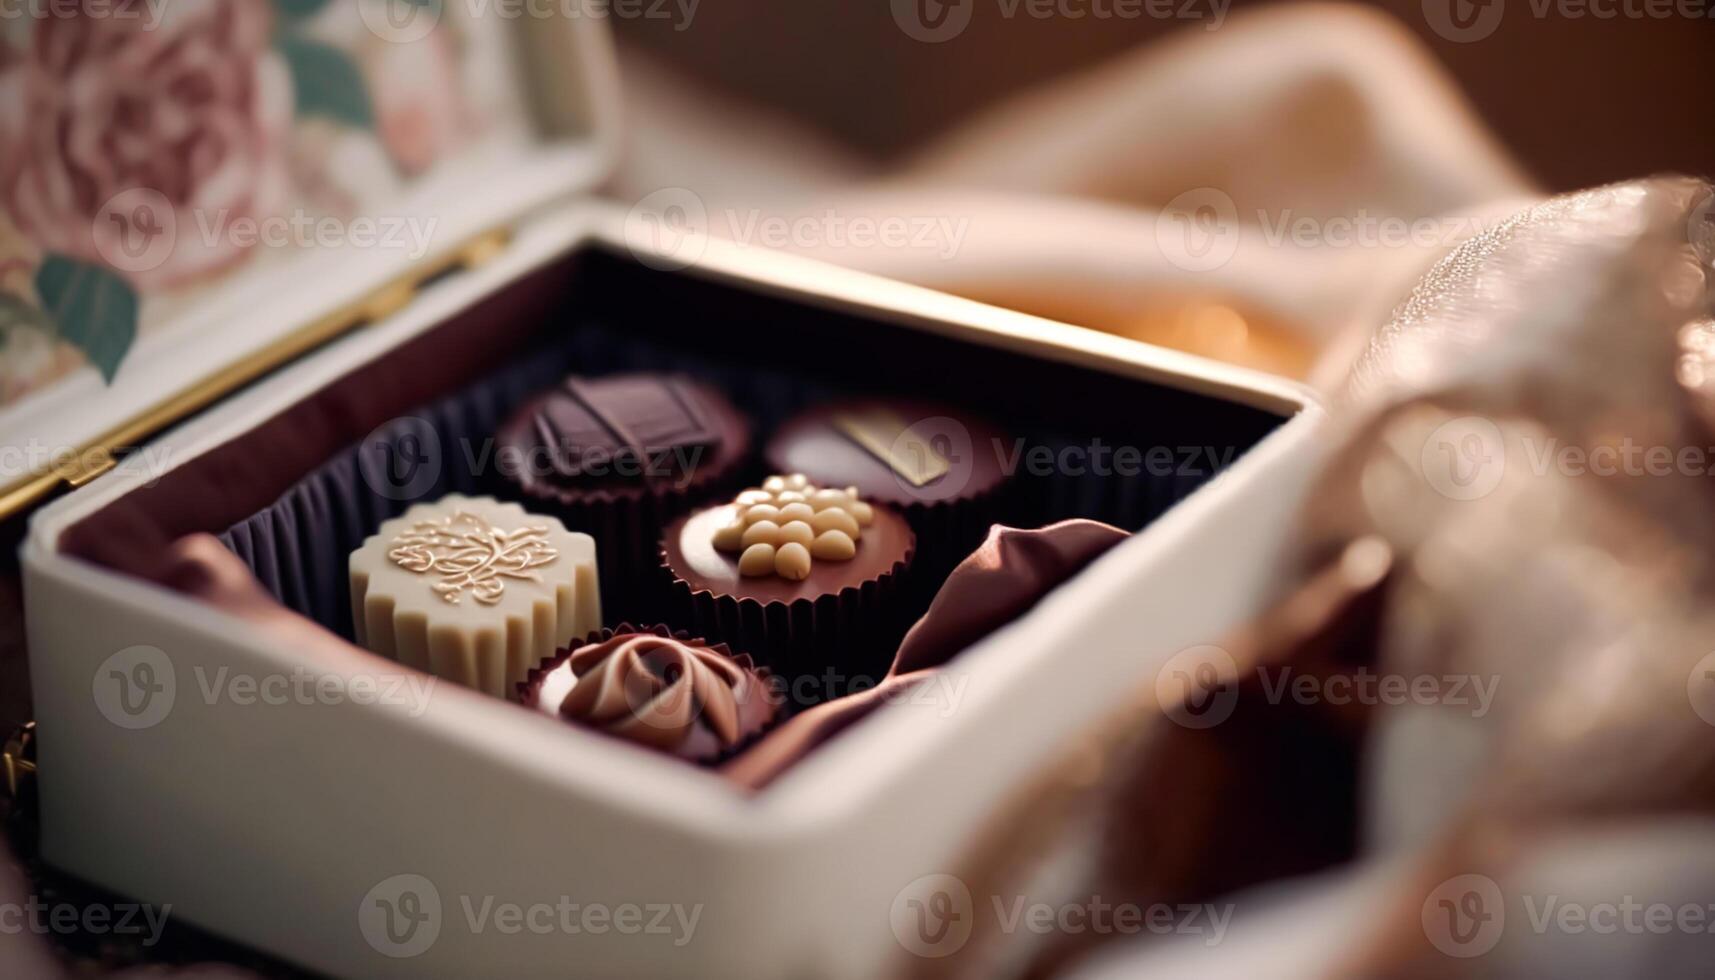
600, 3, 1713, 381
613, 2, 1712, 190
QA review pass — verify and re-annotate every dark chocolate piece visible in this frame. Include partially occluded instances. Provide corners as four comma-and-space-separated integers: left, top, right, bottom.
534, 376, 715, 481
498, 373, 748, 495
764, 399, 1010, 508
498, 373, 754, 619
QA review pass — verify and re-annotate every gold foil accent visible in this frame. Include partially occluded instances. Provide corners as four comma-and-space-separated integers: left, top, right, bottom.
832, 409, 950, 487
387, 510, 559, 605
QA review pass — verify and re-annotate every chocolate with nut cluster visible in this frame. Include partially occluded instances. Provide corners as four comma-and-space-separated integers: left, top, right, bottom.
496, 373, 752, 613
659, 473, 915, 690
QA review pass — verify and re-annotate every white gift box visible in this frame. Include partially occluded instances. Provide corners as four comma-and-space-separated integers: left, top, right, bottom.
12, 8, 1325, 979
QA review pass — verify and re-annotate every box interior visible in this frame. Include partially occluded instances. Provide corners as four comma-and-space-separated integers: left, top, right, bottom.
55, 244, 1293, 782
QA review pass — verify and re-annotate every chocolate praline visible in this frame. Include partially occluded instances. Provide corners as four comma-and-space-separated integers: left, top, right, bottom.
349, 495, 602, 699
763, 400, 1011, 588
496, 373, 753, 612
519, 624, 775, 763
499, 373, 751, 504
659, 498, 915, 684
763, 399, 1009, 511
664, 503, 913, 607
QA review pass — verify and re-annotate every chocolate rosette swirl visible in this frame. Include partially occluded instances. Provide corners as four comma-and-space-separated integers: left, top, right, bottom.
519, 624, 775, 763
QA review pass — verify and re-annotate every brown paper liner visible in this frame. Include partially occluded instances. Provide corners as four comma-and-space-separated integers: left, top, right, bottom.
517, 623, 778, 766
892, 481, 1009, 603
658, 538, 916, 699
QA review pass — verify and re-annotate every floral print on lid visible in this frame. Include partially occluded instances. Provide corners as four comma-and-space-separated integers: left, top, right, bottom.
0, 0, 530, 404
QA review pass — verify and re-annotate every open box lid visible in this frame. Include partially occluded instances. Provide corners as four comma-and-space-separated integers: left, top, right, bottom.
0, 0, 621, 522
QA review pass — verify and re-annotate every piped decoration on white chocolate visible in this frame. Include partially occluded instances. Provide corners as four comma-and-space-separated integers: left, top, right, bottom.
387, 510, 560, 605
711, 473, 875, 580
350, 495, 601, 700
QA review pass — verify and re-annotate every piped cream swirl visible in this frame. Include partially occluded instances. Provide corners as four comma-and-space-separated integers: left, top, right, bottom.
558, 633, 769, 757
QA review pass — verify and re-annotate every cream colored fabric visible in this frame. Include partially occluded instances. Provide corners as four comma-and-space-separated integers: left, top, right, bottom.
611, 5, 1537, 381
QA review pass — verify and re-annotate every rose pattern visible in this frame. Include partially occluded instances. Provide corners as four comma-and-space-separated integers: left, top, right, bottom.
369, 26, 470, 178
0, 0, 489, 402
0, 0, 294, 292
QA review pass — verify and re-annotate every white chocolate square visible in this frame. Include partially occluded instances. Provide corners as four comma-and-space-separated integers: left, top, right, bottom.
349, 495, 601, 698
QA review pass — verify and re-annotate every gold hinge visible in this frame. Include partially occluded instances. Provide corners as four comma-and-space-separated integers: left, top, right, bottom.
0, 228, 513, 524
3, 722, 35, 800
